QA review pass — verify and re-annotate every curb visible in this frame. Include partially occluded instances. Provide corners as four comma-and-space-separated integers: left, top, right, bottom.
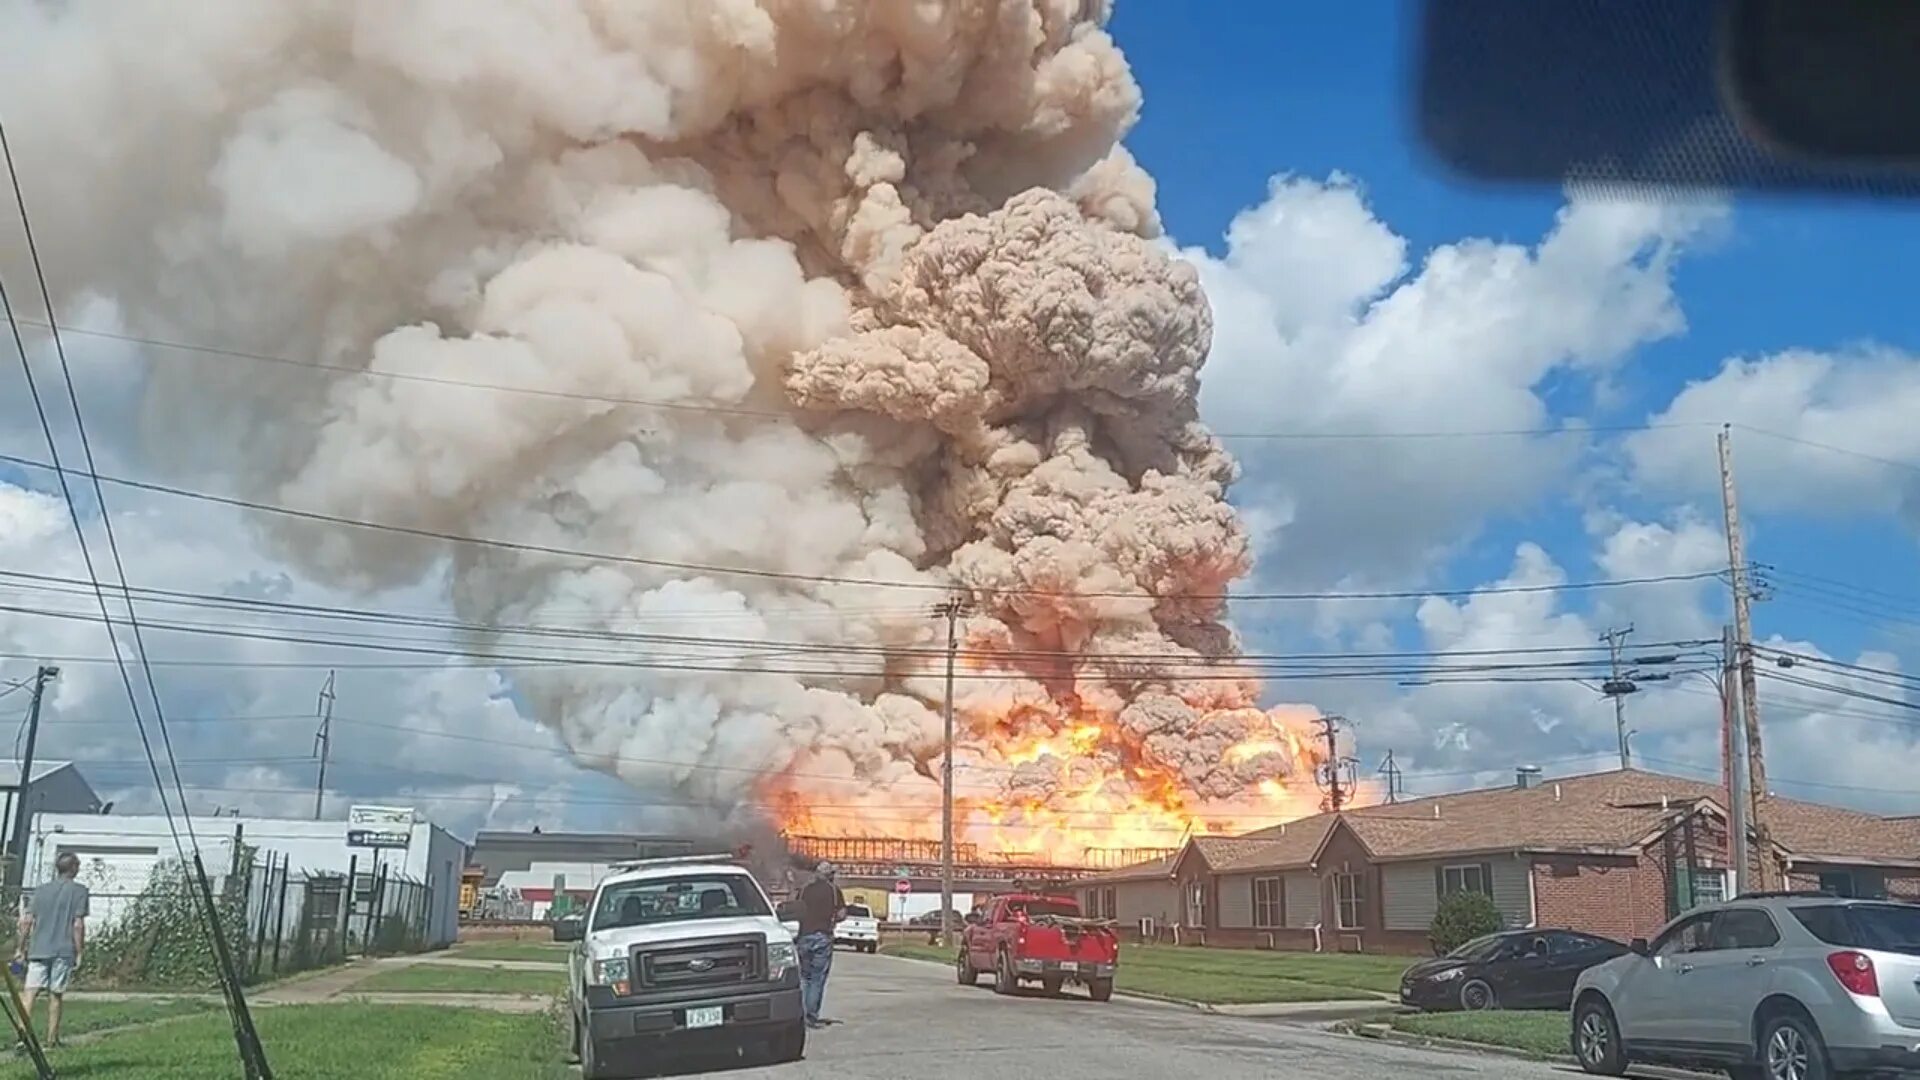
1342, 1020, 1563, 1063
1340, 1021, 1718, 1079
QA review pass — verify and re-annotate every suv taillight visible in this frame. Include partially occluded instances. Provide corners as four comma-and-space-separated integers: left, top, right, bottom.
1826, 951, 1879, 997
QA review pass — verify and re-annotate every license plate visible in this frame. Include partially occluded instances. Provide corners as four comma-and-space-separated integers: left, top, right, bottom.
1059, 961, 1078, 972
685, 1006, 723, 1029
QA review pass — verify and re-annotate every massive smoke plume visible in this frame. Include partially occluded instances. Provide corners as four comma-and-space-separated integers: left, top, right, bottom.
3, 0, 1320, 856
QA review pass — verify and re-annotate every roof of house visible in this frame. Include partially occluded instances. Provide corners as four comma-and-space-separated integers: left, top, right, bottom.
1083, 768, 1920, 882
0, 759, 74, 789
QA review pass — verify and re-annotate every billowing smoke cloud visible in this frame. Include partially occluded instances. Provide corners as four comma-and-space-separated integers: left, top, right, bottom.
2, 0, 1318, 856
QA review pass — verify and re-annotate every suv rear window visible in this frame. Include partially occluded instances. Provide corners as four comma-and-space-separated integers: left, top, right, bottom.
1792, 903, 1920, 956
845, 904, 872, 918
593, 873, 771, 931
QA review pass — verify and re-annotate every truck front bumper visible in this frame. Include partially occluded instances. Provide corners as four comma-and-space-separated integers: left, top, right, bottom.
585, 984, 803, 1047
1014, 958, 1116, 980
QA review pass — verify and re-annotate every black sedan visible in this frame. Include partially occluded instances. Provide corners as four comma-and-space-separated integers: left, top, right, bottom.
1398, 929, 1628, 1011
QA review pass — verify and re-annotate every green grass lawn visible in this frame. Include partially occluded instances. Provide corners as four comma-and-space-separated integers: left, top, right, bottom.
448, 941, 572, 963
351, 963, 565, 997
9, 996, 216, 1039
882, 940, 1410, 1004
1390, 1010, 1571, 1058
0, 1004, 569, 1080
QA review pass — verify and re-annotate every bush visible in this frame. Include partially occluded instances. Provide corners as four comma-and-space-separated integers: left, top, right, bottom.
1429, 890, 1504, 955
82, 857, 251, 990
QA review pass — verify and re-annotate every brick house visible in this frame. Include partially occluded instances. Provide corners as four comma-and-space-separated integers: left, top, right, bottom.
1079, 767, 1920, 955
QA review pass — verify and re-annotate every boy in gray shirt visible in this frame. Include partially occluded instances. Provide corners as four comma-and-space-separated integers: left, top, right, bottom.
14, 852, 88, 1047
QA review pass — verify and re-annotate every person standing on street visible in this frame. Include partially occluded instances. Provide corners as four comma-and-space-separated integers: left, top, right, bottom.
795, 859, 843, 1030
14, 852, 90, 1048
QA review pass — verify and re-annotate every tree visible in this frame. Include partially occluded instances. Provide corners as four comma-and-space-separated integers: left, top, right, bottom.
1429, 889, 1503, 955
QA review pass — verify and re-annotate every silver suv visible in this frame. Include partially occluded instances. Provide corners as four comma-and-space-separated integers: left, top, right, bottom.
1570, 893, 1920, 1079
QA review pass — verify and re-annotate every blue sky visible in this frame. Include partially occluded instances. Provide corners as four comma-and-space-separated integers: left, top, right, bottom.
1115, 0, 1920, 667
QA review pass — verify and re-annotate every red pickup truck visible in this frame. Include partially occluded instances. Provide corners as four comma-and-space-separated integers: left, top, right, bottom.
956, 893, 1119, 1001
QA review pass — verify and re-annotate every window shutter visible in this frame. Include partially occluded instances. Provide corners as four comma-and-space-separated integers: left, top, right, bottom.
1674, 866, 1694, 911
1435, 865, 1446, 897
1480, 862, 1494, 898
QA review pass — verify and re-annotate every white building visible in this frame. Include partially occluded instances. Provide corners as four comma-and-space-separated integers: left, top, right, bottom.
22, 810, 468, 947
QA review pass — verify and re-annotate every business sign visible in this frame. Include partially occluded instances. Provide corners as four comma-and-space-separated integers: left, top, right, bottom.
348, 805, 415, 828
347, 829, 411, 849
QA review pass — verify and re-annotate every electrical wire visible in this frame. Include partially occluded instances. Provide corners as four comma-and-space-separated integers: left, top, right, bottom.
0, 450, 1729, 603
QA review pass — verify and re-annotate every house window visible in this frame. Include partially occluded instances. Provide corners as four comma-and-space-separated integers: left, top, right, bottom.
1441, 864, 1491, 896
1252, 877, 1283, 929
1334, 871, 1365, 930
1681, 868, 1728, 910
1819, 870, 1886, 899
1102, 887, 1117, 920
1186, 880, 1207, 928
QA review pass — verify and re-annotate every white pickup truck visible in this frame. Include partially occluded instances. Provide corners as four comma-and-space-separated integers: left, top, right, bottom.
560, 856, 803, 1078
834, 902, 880, 954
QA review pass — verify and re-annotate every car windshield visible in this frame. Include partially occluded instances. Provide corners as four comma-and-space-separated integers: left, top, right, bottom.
1008, 898, 1080, 919
592, 874, 770, 931
1794, 904, 1920, 956
1446, 934, 1511, 961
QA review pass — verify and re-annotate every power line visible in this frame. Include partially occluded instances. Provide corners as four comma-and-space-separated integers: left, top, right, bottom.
1733, 424, 1920, 476
0, 450, 1727, 603
0, 117, 272, 1077
4, 316, 1733, 443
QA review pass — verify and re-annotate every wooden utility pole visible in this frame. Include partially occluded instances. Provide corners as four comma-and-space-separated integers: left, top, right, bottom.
313, 670, 336, 821
1718, 426, 1778, 890
1316, 715, 1349, 812
1600, 625, 1636, 769
3, 665, 57, 895
933, 599, 969, 948
1721, 624, 1751, 894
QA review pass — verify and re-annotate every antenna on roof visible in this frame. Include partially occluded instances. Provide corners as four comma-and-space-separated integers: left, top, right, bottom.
1378, 751, 1404, 803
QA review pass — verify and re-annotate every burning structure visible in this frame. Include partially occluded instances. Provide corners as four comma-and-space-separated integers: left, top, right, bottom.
7, 1, 1326, 864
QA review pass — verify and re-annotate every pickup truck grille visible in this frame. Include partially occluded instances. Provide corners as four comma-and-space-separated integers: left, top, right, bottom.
634, 935, 763, 991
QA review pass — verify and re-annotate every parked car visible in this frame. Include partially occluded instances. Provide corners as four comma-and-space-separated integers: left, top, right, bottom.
564, 856, 803, 1079
835, 902, 880, 954
1399, 929, 1628, 1012
1570, 893, 1920, 1078
956, 893, 1119, 1001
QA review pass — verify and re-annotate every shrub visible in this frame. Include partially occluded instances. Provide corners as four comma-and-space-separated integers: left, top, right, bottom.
82, 856, 251, 990
1429, 889, 1504, 955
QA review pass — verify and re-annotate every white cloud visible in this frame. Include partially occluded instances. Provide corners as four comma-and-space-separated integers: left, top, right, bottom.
1314, 526, 1920, 814
1626, 347, 1920, 525
1189, 175, 1721, 595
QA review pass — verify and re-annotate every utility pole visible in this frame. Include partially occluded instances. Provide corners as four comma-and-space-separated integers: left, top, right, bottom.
1378, 751, 1404, 803
1316, 715, 1350, 812
313, 670, 336, 821
4, 665, 57, 894
1721, 624, 1751, 895
1718, 426, 1778, 891
1600, 625, 1636, 769
933, 599, 969, 948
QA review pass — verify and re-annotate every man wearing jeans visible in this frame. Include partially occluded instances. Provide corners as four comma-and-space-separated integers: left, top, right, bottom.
794, 860, 843, 1030
14, 852, 89, 1048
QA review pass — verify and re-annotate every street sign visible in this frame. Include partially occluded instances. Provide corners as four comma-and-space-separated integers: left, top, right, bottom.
895, 879, 911, 894
347, 829, 410, 849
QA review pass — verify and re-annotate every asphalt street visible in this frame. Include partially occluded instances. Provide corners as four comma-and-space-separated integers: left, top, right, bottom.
653, 951, 1592, 1080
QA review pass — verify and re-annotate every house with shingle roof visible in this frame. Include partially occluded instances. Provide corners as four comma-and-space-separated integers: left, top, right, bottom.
1076, 766, 1920, 954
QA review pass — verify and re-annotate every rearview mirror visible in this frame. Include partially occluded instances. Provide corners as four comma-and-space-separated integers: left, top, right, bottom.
552, 915, 585, 943
1629, 938, 1650, 956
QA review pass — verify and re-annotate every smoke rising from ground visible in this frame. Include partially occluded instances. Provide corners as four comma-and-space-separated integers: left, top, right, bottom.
2, 0, 1319, 851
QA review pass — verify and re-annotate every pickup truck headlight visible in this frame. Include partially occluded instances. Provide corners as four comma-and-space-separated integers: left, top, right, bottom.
768, 940, 798, 980
591, 956, 632, 995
